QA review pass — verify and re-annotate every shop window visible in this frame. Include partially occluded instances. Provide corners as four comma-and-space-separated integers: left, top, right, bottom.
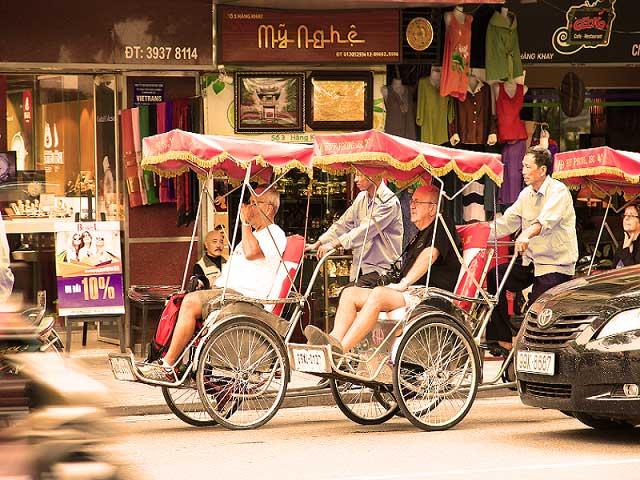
1, 73, 123, 308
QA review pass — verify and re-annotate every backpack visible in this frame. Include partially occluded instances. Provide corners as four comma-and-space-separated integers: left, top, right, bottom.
146, 293, 185, 363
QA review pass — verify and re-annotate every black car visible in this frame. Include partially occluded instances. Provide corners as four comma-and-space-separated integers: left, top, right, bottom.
515, 265, 640, 429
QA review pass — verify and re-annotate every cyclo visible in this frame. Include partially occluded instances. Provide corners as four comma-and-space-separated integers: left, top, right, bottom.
109, 129, 518, 432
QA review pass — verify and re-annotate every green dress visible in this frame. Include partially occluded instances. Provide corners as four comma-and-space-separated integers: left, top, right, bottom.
416, 77, 452, 145
485, 11, 524, 82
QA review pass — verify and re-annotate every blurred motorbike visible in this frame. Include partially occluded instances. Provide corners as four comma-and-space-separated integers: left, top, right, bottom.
0, 311, 126, 479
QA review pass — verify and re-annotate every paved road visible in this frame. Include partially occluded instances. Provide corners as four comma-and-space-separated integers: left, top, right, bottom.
108, 397, 640, 480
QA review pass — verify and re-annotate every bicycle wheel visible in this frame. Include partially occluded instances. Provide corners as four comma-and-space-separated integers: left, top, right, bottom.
330, 379, 398, 425
162, 383, 217, 427
393, 315, 480, 431
196, 319, 289, 430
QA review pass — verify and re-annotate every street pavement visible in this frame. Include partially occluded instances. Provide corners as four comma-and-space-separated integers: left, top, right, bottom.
106, 397, 640, 480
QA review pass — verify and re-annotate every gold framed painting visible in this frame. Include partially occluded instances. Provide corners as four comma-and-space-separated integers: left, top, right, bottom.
306, 71, 373, 131
234, 72, 305, 133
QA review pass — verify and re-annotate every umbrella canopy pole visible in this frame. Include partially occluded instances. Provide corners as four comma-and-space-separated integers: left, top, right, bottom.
181, 176, 209, 290
354, 179, 379, 283
222, 167, 252, 300
588, 196, 612, 276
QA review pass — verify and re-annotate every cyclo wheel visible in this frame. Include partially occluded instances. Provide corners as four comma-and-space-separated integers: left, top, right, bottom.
330, 379, 398, 425
162, 383, 217, 427
196, 318, 289, 430
392, 314, 480, 431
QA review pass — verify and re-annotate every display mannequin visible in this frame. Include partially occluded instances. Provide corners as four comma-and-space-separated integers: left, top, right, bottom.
430, 66, 441, 88
450, 72, 497, 147
441, 6, 472, 100
444, 5, 466, 26
416, 66, 450, 145
382, 68, 417, 140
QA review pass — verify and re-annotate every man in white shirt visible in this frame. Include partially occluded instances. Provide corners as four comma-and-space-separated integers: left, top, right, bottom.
487, 147, 578, 351
140, 186, 286, 380
0, 213, 14, 303
306, 175, 403, 284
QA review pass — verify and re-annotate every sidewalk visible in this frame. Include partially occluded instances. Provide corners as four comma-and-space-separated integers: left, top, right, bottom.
67, 330, 516, 417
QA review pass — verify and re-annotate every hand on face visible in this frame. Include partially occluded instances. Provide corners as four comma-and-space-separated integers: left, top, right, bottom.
240, 203, 252, 225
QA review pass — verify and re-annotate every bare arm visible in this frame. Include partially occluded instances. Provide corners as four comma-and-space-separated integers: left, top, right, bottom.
391, 246, 440, 291
240, 204, 265, 260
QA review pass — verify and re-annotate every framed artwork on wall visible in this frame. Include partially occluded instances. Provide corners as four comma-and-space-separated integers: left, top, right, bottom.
234, 72, 305, 133
306, 71, 373, 131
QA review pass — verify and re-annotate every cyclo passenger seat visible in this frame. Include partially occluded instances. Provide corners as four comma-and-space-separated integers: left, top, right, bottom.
379, 222, 508, 321
453, 223, 509, 312
265, 235, 305, 316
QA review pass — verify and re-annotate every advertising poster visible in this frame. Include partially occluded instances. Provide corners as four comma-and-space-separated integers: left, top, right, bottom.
55, 221, 124, 316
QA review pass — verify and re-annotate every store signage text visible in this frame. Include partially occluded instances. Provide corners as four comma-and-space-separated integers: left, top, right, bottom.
552, 0, 616, 55
123, 46, 199, 62
218, 6, 400, 64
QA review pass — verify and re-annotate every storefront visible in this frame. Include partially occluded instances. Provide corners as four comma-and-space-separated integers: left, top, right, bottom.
510, 0, 640, 266
0, 0, 214, 348
207, 2, 511, 336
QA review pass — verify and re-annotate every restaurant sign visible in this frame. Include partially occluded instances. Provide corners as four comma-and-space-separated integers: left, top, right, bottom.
217, 6, 401, 64
516, 0, 640, 64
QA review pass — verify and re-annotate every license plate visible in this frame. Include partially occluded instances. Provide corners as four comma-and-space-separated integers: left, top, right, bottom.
516, 350, 555, 376
109, 356, 137, 381
290, 346, 331, 373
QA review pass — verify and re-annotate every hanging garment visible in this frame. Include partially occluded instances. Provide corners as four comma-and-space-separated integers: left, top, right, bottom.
496, 83, 527, 143
417, 77, 452, 145
449, 82, 496, 145
384, 84, 417, 140
156, 102, 176, 203
138, 105, 160, 205
120, 109, 142, 208
499, 139, 526, 205
172, 100, 190, 226
462, 180, 485, 222
440, 13, 473, 101
485, 11, 524, 82
156, 102, 172, 203
470, 5, 494, 68
131, 108, 148, 205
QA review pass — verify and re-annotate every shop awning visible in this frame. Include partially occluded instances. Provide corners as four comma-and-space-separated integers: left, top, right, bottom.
554, 146, 640, 199
141, 129, 314, 182
313, 129, 503, 187
213, 0, 504, 8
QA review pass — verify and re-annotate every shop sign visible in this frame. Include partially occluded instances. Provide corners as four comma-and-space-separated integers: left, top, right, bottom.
54, 221, 125, 317
0, 0, 212, 68
217, 6, 401, 64
516, 0, 640, 64
132, 82, 165, 107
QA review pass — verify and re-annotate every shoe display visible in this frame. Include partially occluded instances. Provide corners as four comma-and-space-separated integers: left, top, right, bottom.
138, 359, 177, 382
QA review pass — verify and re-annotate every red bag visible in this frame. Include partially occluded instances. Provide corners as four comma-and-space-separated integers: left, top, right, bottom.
147, 293, 185, 363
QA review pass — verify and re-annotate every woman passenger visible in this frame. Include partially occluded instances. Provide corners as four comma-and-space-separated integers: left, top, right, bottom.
615, 203, 640, 268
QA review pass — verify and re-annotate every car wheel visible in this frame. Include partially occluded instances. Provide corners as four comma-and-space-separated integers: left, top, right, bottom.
573, 412, 636, 430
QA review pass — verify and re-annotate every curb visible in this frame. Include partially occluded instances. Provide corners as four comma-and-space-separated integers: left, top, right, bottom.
106, 386, 517, 417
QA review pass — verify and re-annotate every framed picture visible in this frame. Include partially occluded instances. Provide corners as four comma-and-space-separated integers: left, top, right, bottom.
306, 71, 373, 131
234, 72, 305, 133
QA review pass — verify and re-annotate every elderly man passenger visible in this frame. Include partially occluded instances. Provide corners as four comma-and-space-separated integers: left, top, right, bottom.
306, 174, 403, 286
140, 186, 286, 380
305, 185, 461, 354
486, 147, 578, 352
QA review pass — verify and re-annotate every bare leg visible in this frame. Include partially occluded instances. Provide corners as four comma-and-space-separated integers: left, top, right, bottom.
330, 286, 372, 343
164, 292, 203, 365
341, 286, 406, 352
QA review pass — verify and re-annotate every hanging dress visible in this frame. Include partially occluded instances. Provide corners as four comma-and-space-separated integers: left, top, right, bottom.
440, 13, 473, 101
496, 83, 527, 143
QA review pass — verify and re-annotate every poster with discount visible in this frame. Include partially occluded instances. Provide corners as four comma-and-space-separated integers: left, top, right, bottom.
54, 221, 124, 316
